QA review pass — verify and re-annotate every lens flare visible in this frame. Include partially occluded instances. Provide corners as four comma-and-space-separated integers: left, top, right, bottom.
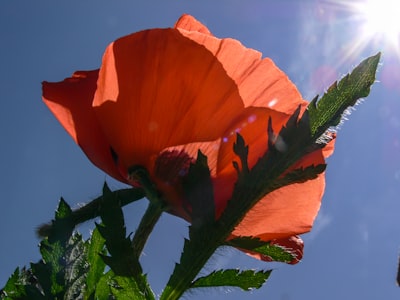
357, 0, 400, 47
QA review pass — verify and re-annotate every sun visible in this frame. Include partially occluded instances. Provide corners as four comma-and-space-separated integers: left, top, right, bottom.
326, 0, 400, 60
357, 0, 400, 46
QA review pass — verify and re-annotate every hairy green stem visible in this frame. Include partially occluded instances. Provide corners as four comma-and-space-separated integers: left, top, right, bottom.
161, 243, 218, 300
37, 188, 145, 237
129, 166, 166, 258
132, 201, 164, 258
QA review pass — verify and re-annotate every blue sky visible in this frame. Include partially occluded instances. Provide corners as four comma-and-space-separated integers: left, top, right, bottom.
1, 1, 400, 299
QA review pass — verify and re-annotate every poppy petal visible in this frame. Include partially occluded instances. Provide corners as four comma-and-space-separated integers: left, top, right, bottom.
93, 28, 245, 170
149, 139, 221, 219
216, 107, 289, 176
42, 70, 127, 183
232, 173, 325, 241
176, 15, 305, 114
174, 14, 212, 35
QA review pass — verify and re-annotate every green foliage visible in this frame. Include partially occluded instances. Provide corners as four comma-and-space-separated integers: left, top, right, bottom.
84, 228, 106, 300
183, 150, 215, 228
233, 133, 250, 175
37, 188, 145, 238
0, 186, 153, 300
226, 237, 295, 263
192, 269, 272, 291
161, 151, 220, 300
96, 183, 154, 300
274, 164, 327, 188
307, 52, 380, 138
0, 268, 29, 299
1, 200, 87, 300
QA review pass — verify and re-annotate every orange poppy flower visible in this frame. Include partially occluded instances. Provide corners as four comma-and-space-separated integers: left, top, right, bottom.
43, 14, 334, 264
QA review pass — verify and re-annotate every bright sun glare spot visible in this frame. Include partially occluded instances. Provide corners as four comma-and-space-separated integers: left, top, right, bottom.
330, 0, 400, 61
358, 0, 400, 44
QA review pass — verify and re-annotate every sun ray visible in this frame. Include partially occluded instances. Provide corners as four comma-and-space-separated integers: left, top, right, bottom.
335, 0, 400, 54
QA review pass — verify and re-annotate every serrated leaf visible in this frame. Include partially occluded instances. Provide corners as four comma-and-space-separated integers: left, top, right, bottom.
27, 200, 86, 300
97, 184, 155, 299
29, 260, 53, 297
99, 183, 127, 243
56, 198, 72, 219
183, 150, 215, 229
38, 240, 65, 296
94, 271, 114, 300
48, 198, 75, 244
64, 233, 87, 300
0, 268, 26, 298
110, 276, 147, 299
37, 187, 145, 238
272, 164, 326, 190
233, 133, 249, 174
93, 271, 147, 300
307, 52, 380, 138
192, 269, 271, 291
226, 237, 295, 263
84, 228, 106, 300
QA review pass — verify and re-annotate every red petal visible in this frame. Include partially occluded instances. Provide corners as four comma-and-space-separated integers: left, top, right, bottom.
232, 173, 325, 241
42, 70, 127, 183
93, 28, 245, 171
174, 14, 212, 35
176, 15, 305, 114
212, 106, 329, 242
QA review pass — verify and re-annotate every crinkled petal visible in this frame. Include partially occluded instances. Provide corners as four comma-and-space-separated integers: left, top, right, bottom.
174, 14, 212, 35
42, 70, 127, 183
212, 105, 330, 241
232, 173, 325, 241
93, 28, 245, 170
175, 15, 305, 113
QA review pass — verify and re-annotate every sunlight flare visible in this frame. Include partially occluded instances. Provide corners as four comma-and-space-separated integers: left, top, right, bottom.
357, 0, 400, 46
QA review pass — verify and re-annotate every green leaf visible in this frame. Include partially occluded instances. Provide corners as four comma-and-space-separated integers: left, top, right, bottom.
56, 197, 73, 219
2, 186, 150, 300
84, 228, 106, 300
48, 198, 75, 244
0, 268, 26, 299
233, 133, 249, 174
35, 197, 77, 298
25, 200, 87, 299
64, 233, 88, 300
183, 150, 215, 228
94, 271, 148, 300
307, 52, 380, 138
37, 187, 145, 238
226, 237, 295, 263
94, 271, 114, 300
110, 276, 148, 299
192, 269, 271, 291
272, 164, 326, 190
97, 183, 154, 299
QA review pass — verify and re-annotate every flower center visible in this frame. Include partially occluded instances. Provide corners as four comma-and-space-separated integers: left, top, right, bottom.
153, 150, 194, 185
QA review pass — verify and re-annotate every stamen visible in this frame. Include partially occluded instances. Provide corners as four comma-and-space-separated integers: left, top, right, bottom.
154, 150, 195, 185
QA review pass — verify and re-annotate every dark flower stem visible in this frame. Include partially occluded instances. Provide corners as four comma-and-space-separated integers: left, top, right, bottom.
160, 231, 221, 300
37, 188, 145, 237
129, 167, 166, 258
132, 201, 164, 258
